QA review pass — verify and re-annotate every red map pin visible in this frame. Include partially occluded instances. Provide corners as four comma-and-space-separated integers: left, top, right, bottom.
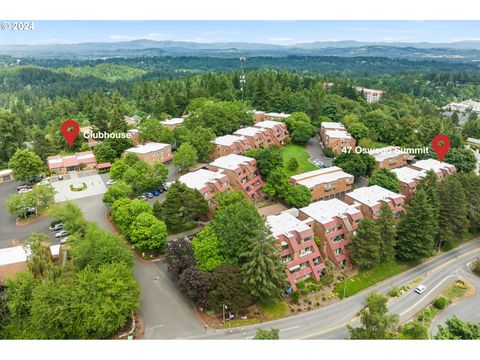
432, 134, 450, 161
61, 120, 80, 148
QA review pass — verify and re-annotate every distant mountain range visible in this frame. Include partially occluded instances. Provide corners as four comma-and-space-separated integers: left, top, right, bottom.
3, 39, 480, 60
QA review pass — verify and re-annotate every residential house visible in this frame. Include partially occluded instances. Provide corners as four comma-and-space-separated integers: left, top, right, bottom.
290, 166, 354, 202
0, 169, 14, 184
320, 122, 356, 155
179, 169, 231, 208
254, 120, 290, 145
344, 185, 405, 220
298, 198, 363, 269
356, 87, 384, 103
391, 167, 427, 201
233, 127, 273, 149
266, 212, 327, 289
211, 135, 252, 159
160, 117, 185, 130
47, 151, 97, 174
124, 142, 172, 164
409, 159, 456, 180
368, 146, 412, 170
208, 154, 264, 200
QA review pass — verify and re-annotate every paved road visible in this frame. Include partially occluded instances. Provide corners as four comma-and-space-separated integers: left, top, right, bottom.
429, 264, 480, 336
306, 135, 333, 167
187, 238, 480, 339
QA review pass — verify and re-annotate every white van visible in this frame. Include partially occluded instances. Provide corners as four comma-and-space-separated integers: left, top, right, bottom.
414, 285, 427, 294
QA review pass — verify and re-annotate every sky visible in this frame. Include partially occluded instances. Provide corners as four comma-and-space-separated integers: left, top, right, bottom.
1, 21, 480, 45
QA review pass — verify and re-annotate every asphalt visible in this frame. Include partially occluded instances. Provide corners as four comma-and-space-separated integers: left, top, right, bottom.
187, 238, 480, 340
306, 135, 333, 167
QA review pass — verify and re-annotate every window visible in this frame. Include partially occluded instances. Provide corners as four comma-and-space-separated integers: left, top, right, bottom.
303, 236, 312, 242
300, 246, 313, 257
334, 248, 342, 256
300, 262, 307, 269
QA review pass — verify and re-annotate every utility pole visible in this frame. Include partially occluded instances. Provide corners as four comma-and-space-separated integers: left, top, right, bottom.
239, 57, 246, 101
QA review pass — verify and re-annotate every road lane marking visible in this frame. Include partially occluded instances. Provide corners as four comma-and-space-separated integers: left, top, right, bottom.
281, 325, 301, 332
149, 324, 165, 330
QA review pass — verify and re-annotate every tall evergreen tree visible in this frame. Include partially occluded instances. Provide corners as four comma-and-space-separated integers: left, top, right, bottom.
457, 173, 480, 232
376, 203, 397, 262
350, 218, 382, 269
241, 225, 286, 303
396, 189, 436, 260
437, 176, 468, 248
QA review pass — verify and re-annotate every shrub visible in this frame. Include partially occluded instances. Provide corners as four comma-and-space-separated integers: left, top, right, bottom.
321, 296, 326, 301
433, 296, 448, 310
320, 275, 334, 286
287, 157, 299, 171
292, 291, 300, 304
323, 147, 335, 158
472, 259, 480, 276
388, 286, 401, 297
300, 288, 309, 296
296, 281, 306, 289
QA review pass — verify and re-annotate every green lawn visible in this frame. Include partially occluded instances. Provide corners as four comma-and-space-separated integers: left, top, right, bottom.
334, 260, 416, 299
281, 144, 318, 177
259, 301, 288, 321
224, 318, 260, 327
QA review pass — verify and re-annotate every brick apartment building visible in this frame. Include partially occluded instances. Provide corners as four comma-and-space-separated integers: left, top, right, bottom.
290, 166, 354, 202
233, 127, 274, 149
252, 110, 266, 123
409, 159, 456, 180
264, 112, 291, 121
356, 87, 384, 103
298, 198, 363, 269
254, 120, 290, 145
160, 117, 185, 130
47, 151, 97, 174
320, 122, 356, 155
211, 135, 252, 159
179, 169, 231, 208
266, 212, 327, 289
368, 146, 412, 170
344, 185, 405, 220
208, 154, 264, 200
124, 142, 172, 164
392, 167, 427, 201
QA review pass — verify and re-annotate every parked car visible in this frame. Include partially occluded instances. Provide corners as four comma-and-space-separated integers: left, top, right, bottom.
144, 192, 154, 199
163, 181, 173, 190
36, 179, 50, 186
58, 175, 64, 180
23, 207, 37, 217
17, 184, 32, 191
60, 236, 69, 244
151, 190, 161, 197
138, 195, 148, 201
414, 285, 427, 294
55, 230, 68, 238
18, 188, 33, 194
106, 179, 116, 185
51, 223, 64, 231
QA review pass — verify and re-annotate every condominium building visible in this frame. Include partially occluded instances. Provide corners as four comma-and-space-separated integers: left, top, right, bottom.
391, 167, 427, 201
252, 110, 266, 123
124, 142, 173, 164
160, 117, 185, 130
254, 120, 290, 145
356, 87, 384, 103
344, 185, 405, 220
266, 212, 327, 289
298, 199, 363, 269
368, 146, 411, 170
233, 126, 273, 149
208, 154, 264, 200
47, 151, 97, 174
320, 122, 356, 155
211, 135, 252, 159
179, 169, 231, 207
409, 159, 456, 180
264, 112, 291, 121
290, 166, 354, 202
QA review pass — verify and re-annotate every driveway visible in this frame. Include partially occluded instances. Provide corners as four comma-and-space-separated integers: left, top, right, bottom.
74, 192, 205, 339
306, 135, 333, 167
0, 180, 54, 249
52, 175, 107, 202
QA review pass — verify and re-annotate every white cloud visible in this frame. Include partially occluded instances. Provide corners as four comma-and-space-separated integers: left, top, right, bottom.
268, 37, 293, 43
109, 33, 171, 41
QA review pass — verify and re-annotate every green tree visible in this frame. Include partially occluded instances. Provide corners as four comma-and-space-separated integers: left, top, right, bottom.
348, 292, 399, 339
93, 142, 117, 164
376, 203, 397, 262
287, 157, 299, 171
435, 316, 480, 340
31, 129, 54, 162
368, 168, 400, 193
291, 122, 316, 144
245, 146, 283, 177
348, 122, 369, 140
8, 149, 43, 182
191, 226, 226, 272
165, 238, 196, 280
0, 110, 26, 167
159, 181, 209, 231
351, 218, 382, 269
176, 267, 211, 309
102, 180, 132, 206
178, 126, 215, 162
130, 213, 168, 252
333, 152, 368, 177
437, 175, 468, 248
396, 189, 436, 260
399, 320, 429, 339
24, 233, 53, 279
284, 185, 311, 208
174, 142, 198, 172
241, 225, 287, 302
6, 193, 36, 218
111, 198, 152, 238
253, 328, 280, 340
208, 264, 253, 312
444, 148, 477, 173
49, 201, 88, 236
457, 172, 480, 231
138, 118, 175, 144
